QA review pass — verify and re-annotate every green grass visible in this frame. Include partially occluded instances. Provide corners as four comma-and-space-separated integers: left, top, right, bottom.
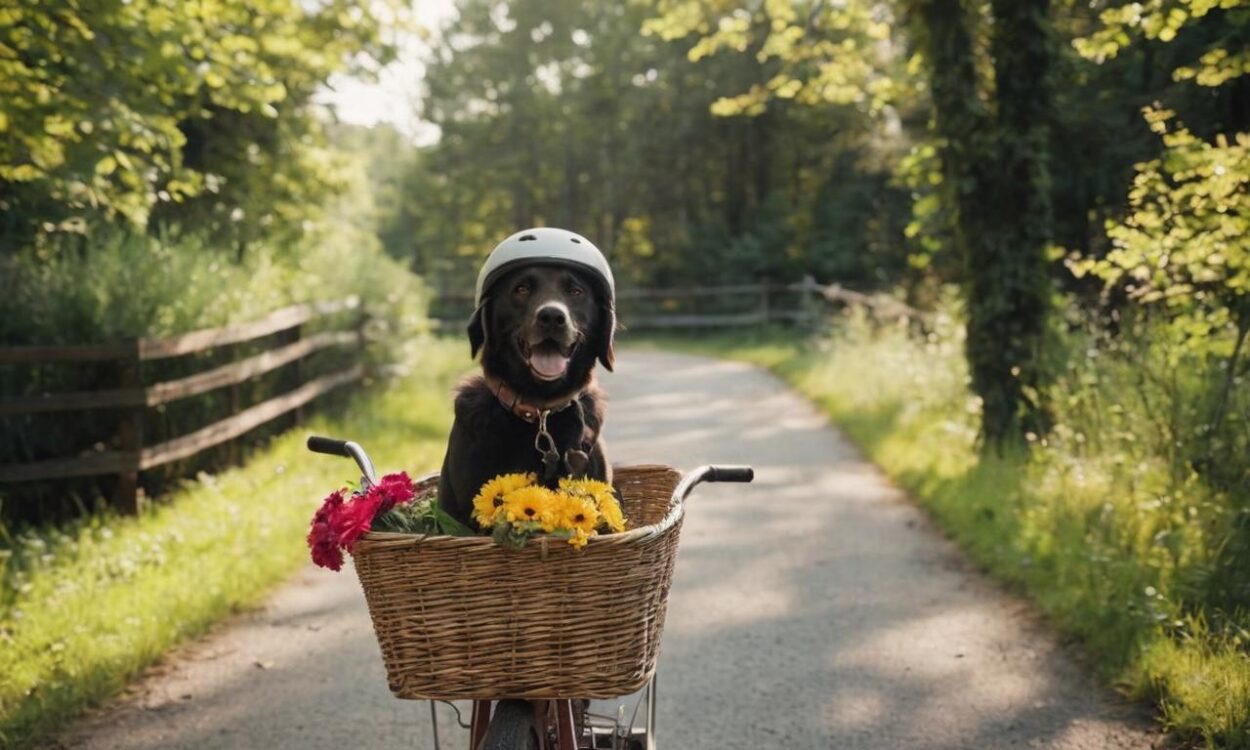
633, 322, 1250, 750
0, 337, 468, 749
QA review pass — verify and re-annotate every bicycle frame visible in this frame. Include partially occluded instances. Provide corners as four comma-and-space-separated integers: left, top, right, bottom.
468, 699, 575, 750
464, 673, 657, 750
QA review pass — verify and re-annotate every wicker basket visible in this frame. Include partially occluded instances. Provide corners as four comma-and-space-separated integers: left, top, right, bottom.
351, 464, 684, 700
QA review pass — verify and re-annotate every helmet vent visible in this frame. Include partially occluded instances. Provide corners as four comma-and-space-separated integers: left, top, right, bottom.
519, 234, 537, 242
570, 237, 582, 244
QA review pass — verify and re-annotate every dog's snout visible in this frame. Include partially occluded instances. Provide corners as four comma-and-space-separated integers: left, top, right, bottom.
536, 303, 569, 329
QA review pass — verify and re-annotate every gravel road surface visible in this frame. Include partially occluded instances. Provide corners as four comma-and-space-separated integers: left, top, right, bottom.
53, 350, 1162, 749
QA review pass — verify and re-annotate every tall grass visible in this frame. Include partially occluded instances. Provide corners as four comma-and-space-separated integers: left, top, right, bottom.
0, 224, 428, 345
0, 337, 468, 749
651, 310, 1249, 749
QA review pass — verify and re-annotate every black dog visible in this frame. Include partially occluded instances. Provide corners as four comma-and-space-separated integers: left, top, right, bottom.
438, 263, 615, 526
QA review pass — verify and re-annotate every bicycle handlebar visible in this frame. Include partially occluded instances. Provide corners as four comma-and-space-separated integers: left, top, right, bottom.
308, 434, 750, 503
673, 464, 754, 503
704, 465, 754, 483
307, 435, 351, 457
307, 435, 378, 486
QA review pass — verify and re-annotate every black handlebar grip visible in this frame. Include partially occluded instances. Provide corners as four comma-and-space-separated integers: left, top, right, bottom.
707, 465, 754, 483
307, 436, 351, 457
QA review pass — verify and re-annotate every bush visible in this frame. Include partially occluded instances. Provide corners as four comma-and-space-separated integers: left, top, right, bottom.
686, 301, 1250, 748
0, 224, 429, 523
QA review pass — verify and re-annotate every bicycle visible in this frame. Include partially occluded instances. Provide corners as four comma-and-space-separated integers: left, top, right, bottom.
308, 435, 753, 750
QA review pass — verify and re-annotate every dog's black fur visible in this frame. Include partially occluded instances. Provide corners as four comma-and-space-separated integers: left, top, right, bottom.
438, 263, 615, 525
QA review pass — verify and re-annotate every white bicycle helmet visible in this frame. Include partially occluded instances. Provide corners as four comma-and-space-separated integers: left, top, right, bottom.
474, 227, 615, 307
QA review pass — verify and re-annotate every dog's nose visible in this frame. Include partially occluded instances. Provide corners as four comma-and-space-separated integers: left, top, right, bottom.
536, 304, 568, 329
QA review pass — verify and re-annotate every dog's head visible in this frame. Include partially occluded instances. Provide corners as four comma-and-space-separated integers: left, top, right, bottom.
469, 263, 615, 398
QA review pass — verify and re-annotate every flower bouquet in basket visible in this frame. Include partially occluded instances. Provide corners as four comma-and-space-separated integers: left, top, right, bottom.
308, 470, 627, 570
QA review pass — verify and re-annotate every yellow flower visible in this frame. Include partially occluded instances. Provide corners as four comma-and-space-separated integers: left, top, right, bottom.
471, 472, 537, 528
597, 495, 626, 533
559, 478, 626, 533
567, 527, 591, 549
554, 493, 600, 535
501, 485, 557, 527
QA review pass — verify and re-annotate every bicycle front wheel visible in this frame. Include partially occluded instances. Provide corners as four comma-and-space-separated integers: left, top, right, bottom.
478, 700, 539, 750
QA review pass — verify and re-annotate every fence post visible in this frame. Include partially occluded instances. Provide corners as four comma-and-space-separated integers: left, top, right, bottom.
356, 305, 370, 373
114, 340, 144, 515
226, 342, 241, 465
290, 323, 305, 427
800, 274, 819, 329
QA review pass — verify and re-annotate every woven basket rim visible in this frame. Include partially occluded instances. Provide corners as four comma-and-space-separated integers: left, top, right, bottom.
354, 464, 684, 552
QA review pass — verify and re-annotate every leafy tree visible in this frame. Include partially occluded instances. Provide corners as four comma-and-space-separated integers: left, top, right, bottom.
0, 0, 400, 248
1076, 0, 1250, 88
413, 0, 845, 289
641, 0, 911, 117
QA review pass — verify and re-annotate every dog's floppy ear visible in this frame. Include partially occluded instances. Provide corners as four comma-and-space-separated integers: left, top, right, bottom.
468, 301, 488, 360
597, 303, 616, 371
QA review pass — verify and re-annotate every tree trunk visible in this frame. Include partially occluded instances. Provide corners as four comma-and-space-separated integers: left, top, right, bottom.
915, 0, 1055, 449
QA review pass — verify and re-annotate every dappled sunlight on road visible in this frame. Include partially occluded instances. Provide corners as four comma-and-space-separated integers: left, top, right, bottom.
598, 350, 1158, 750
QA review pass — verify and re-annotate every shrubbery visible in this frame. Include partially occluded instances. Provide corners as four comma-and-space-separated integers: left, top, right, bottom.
702, 302, 1248, 747
0, 223, 429, 523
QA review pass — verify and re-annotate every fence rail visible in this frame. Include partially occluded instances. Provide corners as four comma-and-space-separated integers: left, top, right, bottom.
0, 297, 364, 513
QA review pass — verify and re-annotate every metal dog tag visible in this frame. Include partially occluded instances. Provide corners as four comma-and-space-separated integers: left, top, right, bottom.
541, 448, 562, 483
563, 449, 589, 477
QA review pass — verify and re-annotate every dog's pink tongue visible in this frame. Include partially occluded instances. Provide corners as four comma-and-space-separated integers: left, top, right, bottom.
529, 350, 569, 379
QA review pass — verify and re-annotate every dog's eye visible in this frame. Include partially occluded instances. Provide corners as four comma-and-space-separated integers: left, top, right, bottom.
514, 283, 531, 296
568, 285, 584, 297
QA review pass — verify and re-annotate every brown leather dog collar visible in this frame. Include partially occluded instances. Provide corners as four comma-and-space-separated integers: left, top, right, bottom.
485, 375, 579, 423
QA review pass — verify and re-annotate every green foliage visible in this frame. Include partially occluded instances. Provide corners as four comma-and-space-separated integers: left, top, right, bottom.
327, 123, 426, 267
0, 0, 401, 246
1069, 110, 1250, 617
0, 338, 467, 748
1076, 0, 1250, 87
409, 0, 915, 293
491, 519, 539, 550
642, 0, 914, 117
1073, 109, 1248, 322
0, 222, 429, 523
0, 223, 426, 347
373, 498, 476, 536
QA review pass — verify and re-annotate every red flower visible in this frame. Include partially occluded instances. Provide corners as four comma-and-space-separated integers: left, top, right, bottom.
333, 491, 384, 552
307, 473, 419, 570
308, 489, 346, 571
374, 471, 415, 513
310, 537, 344, 571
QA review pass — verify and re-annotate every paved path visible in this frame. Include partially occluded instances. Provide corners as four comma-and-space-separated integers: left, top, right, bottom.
54, 350, 1162, 749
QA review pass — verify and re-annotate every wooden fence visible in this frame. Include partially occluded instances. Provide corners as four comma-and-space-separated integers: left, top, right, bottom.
0, 298, 365, 513
433, 276, 924, 330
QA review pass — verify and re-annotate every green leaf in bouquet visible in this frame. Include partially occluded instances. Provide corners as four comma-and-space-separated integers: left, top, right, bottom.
372, 499, 439, 534
431, 505, 476, 536
491, 521, 534, 550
